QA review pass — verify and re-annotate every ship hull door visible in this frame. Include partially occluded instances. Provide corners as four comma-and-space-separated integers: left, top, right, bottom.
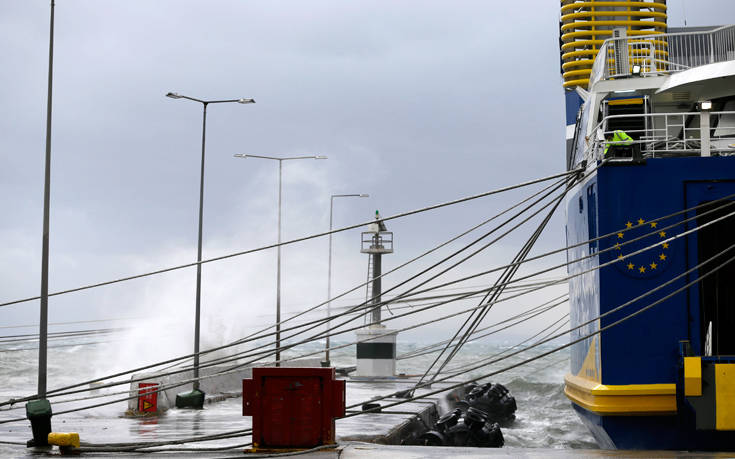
684, 180, 735, 357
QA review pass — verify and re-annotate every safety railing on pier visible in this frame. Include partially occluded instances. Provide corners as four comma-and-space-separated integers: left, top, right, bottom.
584, 111, 735, 162
588, 25, 735, 88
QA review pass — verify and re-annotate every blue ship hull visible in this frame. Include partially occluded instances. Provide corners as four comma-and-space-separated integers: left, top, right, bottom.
572, 404, 735, 450
565, 156, 735, 451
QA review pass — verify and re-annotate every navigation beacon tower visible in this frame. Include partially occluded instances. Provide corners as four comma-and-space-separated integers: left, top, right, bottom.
355, 210, 397, 378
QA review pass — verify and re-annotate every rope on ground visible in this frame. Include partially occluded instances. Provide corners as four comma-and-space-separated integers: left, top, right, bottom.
213, 443, 339, 459
75, 428, 251, 451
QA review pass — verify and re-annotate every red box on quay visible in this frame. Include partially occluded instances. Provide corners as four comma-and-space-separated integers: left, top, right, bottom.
242, 367, 345, 449
137, 383, 159, 413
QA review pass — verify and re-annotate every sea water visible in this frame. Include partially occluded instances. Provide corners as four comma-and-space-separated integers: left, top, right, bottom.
0, 337, 596, 454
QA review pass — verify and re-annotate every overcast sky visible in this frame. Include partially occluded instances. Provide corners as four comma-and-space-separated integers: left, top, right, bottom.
1, 1, 733, 368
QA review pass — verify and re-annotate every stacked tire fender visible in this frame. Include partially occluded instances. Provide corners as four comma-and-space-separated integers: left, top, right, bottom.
418, 382, 516, 448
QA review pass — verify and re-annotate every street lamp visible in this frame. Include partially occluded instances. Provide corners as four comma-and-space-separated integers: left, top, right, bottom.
28, 0, 57, 446
234, 154, 327, 366
166, 92, 254, 406
325, 193, 369, 366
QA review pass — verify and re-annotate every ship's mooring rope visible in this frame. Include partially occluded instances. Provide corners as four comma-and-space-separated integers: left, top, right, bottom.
74, 428, 251, 452
0, 175, 574, 406
0, 293, 567, 413
0, 169, 580, 310
0, 327, 125, 344
443, 315, 571, 376
3, 207, 734, 422
0, 173, 572, 409
343, 237, 735, 412
6, 187, 735, 416
2, 196, 728, 412
344, 249, 735, 416
413, 176, 572, 392
398, 293, 568, 360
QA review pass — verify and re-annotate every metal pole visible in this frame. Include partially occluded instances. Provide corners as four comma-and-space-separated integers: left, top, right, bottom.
325, 196, 335, 365
324, 193, 366, 364
233, 154, 325, 366
192, 102, 208, 390
371, 235, 382, 325
275, 160, 283, 366
700, 109, 711, 157
38, 0, 56, 399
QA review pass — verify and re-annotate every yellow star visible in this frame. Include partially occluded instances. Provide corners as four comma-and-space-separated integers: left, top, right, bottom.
659, 231, 666, 238
617, 254, 624, 260
614, 243, 621, 250
638, 218, 645, 225
659, 253, 667, 261
650, 221, 658, 228
617, 232, 624, 239
650, 262, 658, 270
639, 266, 646, 273
662, 242, 669, 249
626, 221, 633, 229
627, 263, 635, 270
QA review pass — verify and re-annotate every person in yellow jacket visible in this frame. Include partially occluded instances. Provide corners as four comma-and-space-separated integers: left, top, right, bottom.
604, 130, 634, 156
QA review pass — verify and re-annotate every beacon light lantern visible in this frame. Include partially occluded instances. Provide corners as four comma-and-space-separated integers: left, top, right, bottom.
701, 101, 713, 110
632, 64, 642, 75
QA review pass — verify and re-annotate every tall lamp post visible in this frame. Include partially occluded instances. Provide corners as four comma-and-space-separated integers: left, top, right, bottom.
27, 0, 56, 447
234, 154, 327, 366
166, 92, 254, 407
325, 193, 368, 366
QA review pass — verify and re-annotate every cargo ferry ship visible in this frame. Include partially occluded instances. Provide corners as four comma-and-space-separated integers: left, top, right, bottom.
560, 0, 735, 450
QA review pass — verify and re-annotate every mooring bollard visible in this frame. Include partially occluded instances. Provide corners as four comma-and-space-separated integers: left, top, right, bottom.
243, 367, 345, 451
25, 399, 52, 447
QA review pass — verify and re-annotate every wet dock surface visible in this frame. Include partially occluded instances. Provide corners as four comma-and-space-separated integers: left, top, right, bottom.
7, 441, 735, 457
0, 377, 453, 457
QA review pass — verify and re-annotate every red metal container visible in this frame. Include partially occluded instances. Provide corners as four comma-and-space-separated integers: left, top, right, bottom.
137, 382, 159, 413
243, 367, 345, 449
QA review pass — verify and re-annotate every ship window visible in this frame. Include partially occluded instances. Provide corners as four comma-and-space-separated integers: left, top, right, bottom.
587, 184, 598, 253
579, 196, 584, 213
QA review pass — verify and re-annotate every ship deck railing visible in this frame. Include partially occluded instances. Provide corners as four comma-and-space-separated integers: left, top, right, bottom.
581, 110, 735, 163
588, 25, 735, 88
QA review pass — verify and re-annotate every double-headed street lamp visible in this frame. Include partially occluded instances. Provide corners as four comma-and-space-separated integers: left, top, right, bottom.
325, 193, 368, 365
166, 92, 254, 402
234, 154, 326, 366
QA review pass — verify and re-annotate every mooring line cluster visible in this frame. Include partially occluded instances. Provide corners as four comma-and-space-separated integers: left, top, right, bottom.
4, 167, 735, 455
0, 203, 735, 423
2, 198, 733, 419
0, 171, 575, 401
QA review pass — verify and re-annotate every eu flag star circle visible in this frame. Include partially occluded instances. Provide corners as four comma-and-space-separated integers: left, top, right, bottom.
611, 218, 672, 278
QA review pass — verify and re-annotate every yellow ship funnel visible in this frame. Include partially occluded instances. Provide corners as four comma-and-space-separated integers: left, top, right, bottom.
560, 1, 668, 89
